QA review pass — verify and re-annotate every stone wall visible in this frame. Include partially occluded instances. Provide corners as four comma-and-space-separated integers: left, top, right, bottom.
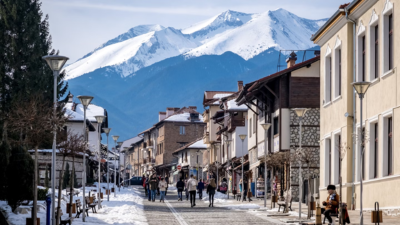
289, 108, 320, 202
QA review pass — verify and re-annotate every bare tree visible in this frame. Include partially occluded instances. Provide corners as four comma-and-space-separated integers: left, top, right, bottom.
8, 94, 67, 225
56, 131, 86, 222
265, 152, 288, 208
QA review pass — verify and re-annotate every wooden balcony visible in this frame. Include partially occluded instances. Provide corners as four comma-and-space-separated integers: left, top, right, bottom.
227, 117, 245, 132
216, 127, 221, 141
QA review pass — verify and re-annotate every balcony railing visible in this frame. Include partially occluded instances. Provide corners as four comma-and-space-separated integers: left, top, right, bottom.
216, 126, 222, 141
228, 117, 245, 131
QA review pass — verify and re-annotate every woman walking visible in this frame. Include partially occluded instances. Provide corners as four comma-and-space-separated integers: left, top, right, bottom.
158, 177, 167, 203
207, 178, 216, 207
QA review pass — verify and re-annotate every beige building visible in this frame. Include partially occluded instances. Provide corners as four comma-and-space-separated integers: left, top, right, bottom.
312, 0, 398, 211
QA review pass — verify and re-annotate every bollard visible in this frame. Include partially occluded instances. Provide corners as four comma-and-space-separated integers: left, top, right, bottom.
46, 195, 51, 225
315, 202, 322, 225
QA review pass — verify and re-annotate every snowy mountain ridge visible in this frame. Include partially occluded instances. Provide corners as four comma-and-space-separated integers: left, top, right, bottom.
64, 8, 327, 80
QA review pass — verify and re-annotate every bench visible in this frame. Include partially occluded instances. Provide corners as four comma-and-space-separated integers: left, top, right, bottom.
66, 188, 80, 197
278, 198, 293, 212
55, 210, 74, 225
85, 197, 97, 213
75, 199, 89, 218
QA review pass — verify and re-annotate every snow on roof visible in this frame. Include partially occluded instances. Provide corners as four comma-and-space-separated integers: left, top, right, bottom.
28, 149, 88, 156
213, 93, 232, 98
65, 102, 105, 122
120, 136, 143, 149
187, 140, 207, 149
164, 112, 204, 122
227, 98, 247, 111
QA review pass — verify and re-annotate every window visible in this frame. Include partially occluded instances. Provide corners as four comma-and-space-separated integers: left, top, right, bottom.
387, 117, 393, 175
249, 118, 252, 138
333, 133, 341, 184
374, 25, 379, 79
374, 123, 378, 178
361, 127, 366, 180
325, 51, 332, 103
334, 46, 342, 98
362, 36, 366, 81
253, 114, 256, 134
179, 126, 185, 135
383, 115, 393, 176
273, 117, 279, 136
324, 138, 332, 186
388, 14, 393, 70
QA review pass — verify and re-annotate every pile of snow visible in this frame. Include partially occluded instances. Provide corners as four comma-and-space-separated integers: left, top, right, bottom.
226, 204, 261, 210
202, 191, 229, 203
164, 112, 204, 122
2, 184, 147, 225
64, 102, 105, 122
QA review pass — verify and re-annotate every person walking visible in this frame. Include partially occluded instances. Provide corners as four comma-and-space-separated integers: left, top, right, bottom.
157, 175, 161, 196
142, 175, 147, 196
149, 174, 158, 202
197, 179, 204, 199
185, 179, 189, 201
176, 178, 185, 201
207, 178, 216, 207
239, 179, 247, 201
158, 177, 167, 203
165, 176, 169, 196
145, 176, 151, 201
187, 175, 197, 207
322, 185, 339, 225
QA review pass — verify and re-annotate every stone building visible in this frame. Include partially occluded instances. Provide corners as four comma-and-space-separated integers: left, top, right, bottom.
236, 52, 321, 202
139, 107, 206, 178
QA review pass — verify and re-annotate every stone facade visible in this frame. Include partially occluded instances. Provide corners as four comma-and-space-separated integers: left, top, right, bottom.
289, 108, 320, 202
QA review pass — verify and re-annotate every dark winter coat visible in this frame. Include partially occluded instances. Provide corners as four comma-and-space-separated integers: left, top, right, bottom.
197, 181, 204, 190
207, 183, 216, 195
149, 177, 158, 190
177, 180, 185, 192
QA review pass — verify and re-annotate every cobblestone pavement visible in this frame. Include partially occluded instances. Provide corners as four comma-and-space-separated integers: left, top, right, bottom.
142, 188, 276, 225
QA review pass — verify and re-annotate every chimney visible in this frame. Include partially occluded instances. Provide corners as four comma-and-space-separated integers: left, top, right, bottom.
286, 51, 297, 68
159, 112, 166, 121
189, 106, 197, 111
166, 107, 175, 117
238, 81, 243, 91
67, 92, 74, 103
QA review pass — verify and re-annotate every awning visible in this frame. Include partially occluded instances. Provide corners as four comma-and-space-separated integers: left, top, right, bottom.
233, 160, 249, 171
249, 161, 260, 170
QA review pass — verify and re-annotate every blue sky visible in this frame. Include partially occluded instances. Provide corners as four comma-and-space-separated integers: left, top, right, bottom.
41, 0, 343, 62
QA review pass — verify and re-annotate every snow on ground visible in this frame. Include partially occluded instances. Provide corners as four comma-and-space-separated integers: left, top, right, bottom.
1, 184, 147, 225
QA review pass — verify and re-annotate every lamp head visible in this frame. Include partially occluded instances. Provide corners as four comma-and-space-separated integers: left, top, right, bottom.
117, 141, 123, 147
77, 95, 94, 107
94, 115, 106, 124
293, 108, 309, 118
239, 134, 247, 141
261, 123, 272, 131
42, 55, 69, 71
352, 81, 371, 95
112, 135, 120, 142
102, 128, 111, 135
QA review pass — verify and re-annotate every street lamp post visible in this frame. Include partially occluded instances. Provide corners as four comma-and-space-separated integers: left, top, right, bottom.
94, 115, 106, 209
239, 134, 247, 202
293, 108, 309, 221
225, 139, 232, 199
352, 81, 371, 225
112, 136, 119, 196
117, 141, 123, 192
261, 123, 272, 208
102, 128, 111, 201
123, 147, 128, 188
77, 95, 93, 222
42, 55, 69, 225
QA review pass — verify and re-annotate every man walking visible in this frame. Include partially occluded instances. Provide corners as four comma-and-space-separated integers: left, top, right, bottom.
164, 176, 169, 196
197, 179, 204, 199
187, 175, 197, 207
176, 178, 185, 201
149, 174, 158, 202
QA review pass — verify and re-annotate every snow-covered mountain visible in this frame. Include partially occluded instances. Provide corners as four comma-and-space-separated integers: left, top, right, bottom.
65, 8, 326, 80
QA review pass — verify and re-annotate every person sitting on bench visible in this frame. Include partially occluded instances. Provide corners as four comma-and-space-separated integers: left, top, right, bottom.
322, 185, 339, 225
